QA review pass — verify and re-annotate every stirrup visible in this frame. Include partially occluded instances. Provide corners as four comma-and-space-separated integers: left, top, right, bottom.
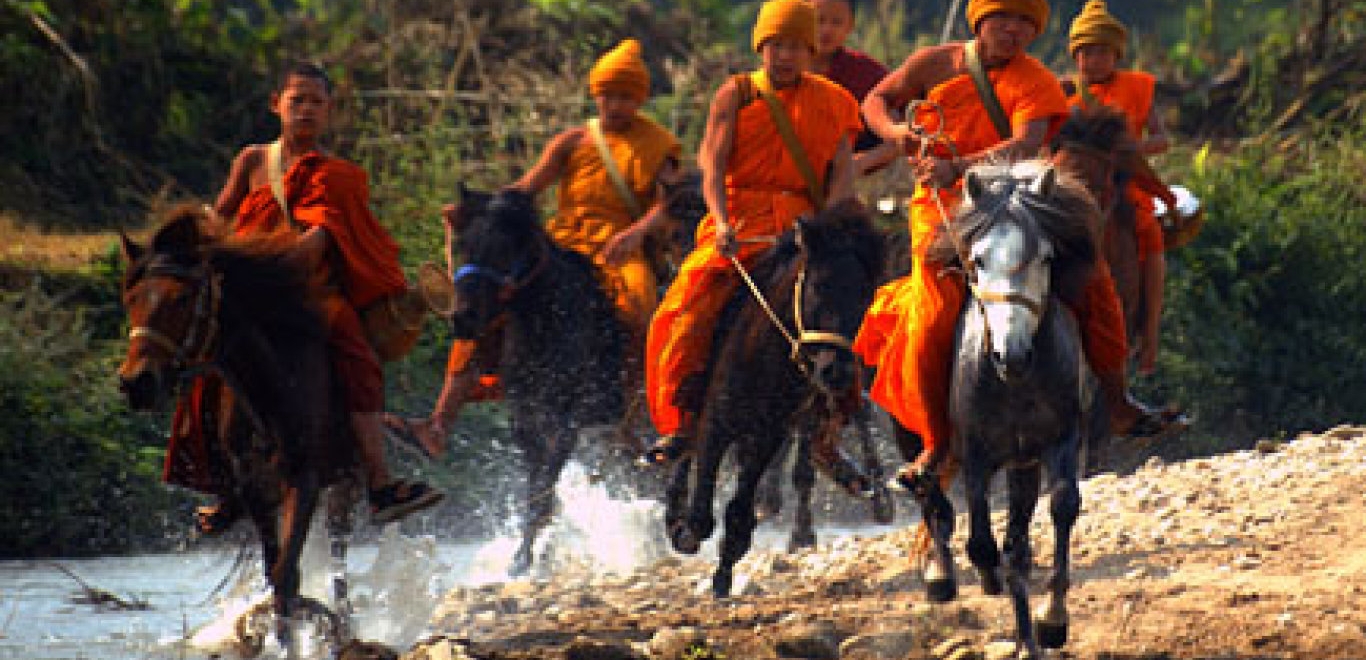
369, 480, 444, 524
893, 459, 941, 499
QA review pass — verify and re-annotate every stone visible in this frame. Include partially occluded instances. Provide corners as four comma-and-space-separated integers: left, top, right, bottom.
837, 631, 916, 659
564, 636, 642, 660
648, 626, 708, 659
774, 619, 842, 658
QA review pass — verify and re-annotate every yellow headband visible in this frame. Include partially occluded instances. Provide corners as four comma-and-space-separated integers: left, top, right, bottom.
752, 0, 818, 53
588, 38, 650, 102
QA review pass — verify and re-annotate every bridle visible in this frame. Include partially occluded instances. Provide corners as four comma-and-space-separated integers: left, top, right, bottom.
126, 258, 223, 374
452, 233, 551, 308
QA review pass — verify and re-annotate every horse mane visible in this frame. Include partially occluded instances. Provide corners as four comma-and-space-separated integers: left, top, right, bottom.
736, 199, 884, 347
132, 203, 327, 348
928, 162, 1100, 304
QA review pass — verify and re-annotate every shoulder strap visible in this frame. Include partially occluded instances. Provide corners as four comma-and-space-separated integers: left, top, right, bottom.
587, 118, 645, 218
963, 40, 1013, 140
750, 70, 824, 208
1076, 75, 1100, 107
266, 140, 302, 230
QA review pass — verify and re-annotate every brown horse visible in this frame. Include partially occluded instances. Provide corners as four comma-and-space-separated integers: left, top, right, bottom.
117, 204, 354, 656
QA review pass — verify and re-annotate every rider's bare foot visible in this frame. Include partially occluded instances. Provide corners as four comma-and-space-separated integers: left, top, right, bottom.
382, 414, 446, 459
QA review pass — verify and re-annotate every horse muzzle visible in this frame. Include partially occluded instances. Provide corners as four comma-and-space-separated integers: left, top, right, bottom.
118, 367, 165, 411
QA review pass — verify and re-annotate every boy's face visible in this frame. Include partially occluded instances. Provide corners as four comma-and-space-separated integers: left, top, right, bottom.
594, 90, 642, 132
1075, 43, 1119, 84
271, 74, 331, 141
760, 35, 813, 86
815, 0, 854, 58
976, 12, 1039, 61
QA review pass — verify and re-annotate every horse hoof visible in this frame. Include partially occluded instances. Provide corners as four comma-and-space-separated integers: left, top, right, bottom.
787, 532, 816, 552
711, 571, 733, 598
1037, 620, 1068, 648
979, 570, 1004, 596
669, 526, 702, 555
508, 552, 532, 578
870, 484, 895, 524
925, 578, 957, 603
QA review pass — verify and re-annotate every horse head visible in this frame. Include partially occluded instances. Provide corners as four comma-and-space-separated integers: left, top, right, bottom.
447, 185, 546, 339
940, 162, 1099, 381
117, 204, 224, 410
789, 199, 883, 394
1049, 105, 1137, 214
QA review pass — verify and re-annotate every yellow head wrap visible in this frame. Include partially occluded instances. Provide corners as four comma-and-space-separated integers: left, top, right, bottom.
588, 39, 650, 102
751, 0, 818, 53
1068, 1, 1127, 59
965, 0, 1050, 33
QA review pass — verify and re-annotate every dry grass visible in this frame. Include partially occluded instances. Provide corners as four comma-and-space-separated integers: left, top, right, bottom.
0, 212, 121, 272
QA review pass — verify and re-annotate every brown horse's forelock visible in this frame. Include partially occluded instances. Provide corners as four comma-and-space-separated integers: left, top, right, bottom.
929, 168, 1100, 304
1053, 105, 1131, 156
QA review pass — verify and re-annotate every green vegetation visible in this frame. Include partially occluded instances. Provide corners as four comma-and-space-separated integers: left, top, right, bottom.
0, 0, 1361, 555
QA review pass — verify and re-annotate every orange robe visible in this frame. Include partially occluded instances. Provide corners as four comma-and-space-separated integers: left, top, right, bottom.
546, 113, 682, 332
1068, 70, 1164, 262
853, 50, 1129, 455
165, 152, 403, 492
646, 71, 862, 436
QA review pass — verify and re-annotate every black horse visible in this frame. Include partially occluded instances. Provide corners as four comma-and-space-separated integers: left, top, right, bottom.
663, 201, 884, 597
118, 205, 355, 656
909, 162, 1105, 659
446, 187, 629, 577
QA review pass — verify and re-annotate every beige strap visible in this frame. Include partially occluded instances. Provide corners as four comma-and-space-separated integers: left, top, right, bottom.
750, 70, 824, 208
265, 140, 301, 230
587, 118, 644, 218
1076, 76, 1100, 107
963, 40, 1012, 140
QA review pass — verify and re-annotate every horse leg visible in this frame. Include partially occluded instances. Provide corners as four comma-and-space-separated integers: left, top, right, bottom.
911, 468, 957, 602
678, 424, 727, 554
511, 420, 573, 577
270, 475, 320, 657
324, 480, 357, 645
713, 434, 782, 598
754, 439, 786, 522
789, 430, 817, 552
664, 457, 698, 554
1036, 432, 1082, 650
852, 404, 895, 524
963, 463, 1004, 596
1004, 465, 1043, 660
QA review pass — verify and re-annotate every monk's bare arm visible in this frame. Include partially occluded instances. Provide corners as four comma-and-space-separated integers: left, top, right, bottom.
825, 135, 856, 206
863, 44, 956, 146
510, 129, 582, 195
1142, 102, 1170, 155
213, 146, 264, 221
601, 157, 681, 265
699, 80, 740, 253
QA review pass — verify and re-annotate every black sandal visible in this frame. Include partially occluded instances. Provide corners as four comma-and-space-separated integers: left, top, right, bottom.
1125, 406, 1191, 440
369, 480, 444, 524
195, 498, 242, 536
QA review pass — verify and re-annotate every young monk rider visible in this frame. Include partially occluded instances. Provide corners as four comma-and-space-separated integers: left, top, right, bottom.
641, 0, 863, 465
852, 0, 1180, 485
812, 0, 897, 175
194, 61, 442, 529
385, 39, 683, 457
1066, 0, 1173, 375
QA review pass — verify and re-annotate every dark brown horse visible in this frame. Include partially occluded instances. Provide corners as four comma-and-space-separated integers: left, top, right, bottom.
663, 201, 884, 597
117, 205, 354, 656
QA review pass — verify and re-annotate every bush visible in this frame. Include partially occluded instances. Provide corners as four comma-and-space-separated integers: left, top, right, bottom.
1151, 131, 1366, 448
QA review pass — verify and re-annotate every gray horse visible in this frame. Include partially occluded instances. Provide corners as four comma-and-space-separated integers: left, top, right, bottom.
908, 160, 1107, 660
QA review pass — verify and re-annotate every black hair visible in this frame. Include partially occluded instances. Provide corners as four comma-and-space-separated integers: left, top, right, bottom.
277, 61, 332, 93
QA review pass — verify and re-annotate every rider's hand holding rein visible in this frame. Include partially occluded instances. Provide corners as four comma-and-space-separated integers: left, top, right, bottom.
913, 155, 961, 189
714, 219, 739, 258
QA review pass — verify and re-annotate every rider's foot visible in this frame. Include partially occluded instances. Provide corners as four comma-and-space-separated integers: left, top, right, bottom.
381, 414, 445, 459
639, 433, 692, 467
195, 497, 242, 536
893, 449, 944, 497
369, 480, 444, 524
1111, 396, 1189, 440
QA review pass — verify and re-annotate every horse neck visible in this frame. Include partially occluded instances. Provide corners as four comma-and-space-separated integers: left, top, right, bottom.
504, 247, 617, 361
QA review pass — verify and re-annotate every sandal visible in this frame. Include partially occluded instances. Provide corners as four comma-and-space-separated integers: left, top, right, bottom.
381, 414, 439, 460
638, 434, 692, 467
1124, 406, 1192, 440
369, 480, 444, 525
195, 498, 242, 536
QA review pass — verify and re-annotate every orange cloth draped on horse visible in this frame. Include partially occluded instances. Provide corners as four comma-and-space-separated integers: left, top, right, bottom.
645, 45, 862, 440
164, 152, 404, 492
852, 0, 1151, 474
1068, 70, 1166, 263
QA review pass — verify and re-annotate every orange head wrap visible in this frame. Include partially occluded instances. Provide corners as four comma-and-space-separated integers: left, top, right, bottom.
751, 0, 818, 53
1068, 1, 1127, 59
966, 0, 1050, 33
588, 39, 650, 102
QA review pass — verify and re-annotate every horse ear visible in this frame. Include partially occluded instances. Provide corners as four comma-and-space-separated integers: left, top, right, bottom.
964, 169, 986, 207
119, 229, 144, 264
1029, 166, 1058, 197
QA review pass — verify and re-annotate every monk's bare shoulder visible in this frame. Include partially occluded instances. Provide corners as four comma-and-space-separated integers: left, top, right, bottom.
900, 42, 964, 91
709, 77, 744, 117
548, 127, 586, 158
232, 144, 269, 189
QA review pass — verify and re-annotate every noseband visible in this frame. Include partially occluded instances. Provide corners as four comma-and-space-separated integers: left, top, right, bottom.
452, 235, 551, 305
127, 259, 223, 373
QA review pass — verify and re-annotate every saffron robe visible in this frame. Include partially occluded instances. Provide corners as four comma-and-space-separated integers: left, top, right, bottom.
164, 152, 403, 492
853, 50, 1129, 457
646, 71, 862, 436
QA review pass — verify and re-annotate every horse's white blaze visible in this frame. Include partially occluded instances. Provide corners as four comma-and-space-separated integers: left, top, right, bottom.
972, 222, 1052, 361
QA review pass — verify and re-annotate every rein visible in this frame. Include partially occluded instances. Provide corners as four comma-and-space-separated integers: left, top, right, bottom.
127, 260, 223, 372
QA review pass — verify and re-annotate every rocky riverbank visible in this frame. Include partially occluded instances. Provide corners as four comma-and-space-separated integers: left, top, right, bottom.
388, 425, 1366, 659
